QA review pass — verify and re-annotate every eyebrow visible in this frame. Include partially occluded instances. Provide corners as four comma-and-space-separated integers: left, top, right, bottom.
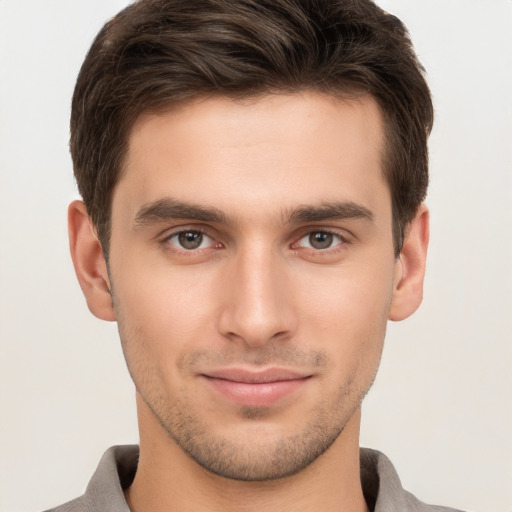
287, 202, 374, 224
135, 198, 229, 226
134, 197, 374, 227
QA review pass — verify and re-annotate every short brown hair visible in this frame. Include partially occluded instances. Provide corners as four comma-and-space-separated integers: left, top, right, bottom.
71, 0, 433, 256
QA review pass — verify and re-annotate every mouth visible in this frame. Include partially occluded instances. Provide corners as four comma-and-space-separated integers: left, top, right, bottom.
200, 368, 312, 407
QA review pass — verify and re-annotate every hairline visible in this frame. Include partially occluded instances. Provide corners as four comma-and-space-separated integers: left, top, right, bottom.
94, 88, 406, 261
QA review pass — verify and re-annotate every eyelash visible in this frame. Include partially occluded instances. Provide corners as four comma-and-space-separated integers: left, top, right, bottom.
159, 227, 351, 255
161, 228, 220, 253
292, 229, 349, 253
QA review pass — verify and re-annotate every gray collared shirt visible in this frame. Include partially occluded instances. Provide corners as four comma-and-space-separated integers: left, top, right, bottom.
44, 445, 465, 512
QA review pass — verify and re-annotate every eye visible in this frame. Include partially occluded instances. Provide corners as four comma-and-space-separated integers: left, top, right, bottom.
167, 230, 214, 250
297, 231, 344, 250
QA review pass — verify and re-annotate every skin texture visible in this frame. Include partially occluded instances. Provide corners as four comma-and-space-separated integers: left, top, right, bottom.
69, 92, 429, 512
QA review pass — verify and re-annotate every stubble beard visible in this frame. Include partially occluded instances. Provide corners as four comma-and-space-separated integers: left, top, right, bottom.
135, 373, 369, 482
112, 288, 380, 482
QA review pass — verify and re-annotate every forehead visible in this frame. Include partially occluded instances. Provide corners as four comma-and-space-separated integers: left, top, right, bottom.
114, 92, 389, 224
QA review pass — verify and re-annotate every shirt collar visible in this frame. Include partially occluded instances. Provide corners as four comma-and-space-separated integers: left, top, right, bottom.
82, 445, 438, 512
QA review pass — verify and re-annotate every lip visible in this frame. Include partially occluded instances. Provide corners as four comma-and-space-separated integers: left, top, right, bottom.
201, 368, 311, 407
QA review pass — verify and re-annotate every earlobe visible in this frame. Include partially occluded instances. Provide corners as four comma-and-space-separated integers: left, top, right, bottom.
389, 204, 429, 321
68, 200, 116, 321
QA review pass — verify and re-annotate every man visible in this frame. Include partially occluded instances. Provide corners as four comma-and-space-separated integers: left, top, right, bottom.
47, 0, 463, 510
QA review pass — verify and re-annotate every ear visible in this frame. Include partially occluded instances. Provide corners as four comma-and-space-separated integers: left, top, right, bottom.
68, 200, 116, 321
389, 204, 429, 321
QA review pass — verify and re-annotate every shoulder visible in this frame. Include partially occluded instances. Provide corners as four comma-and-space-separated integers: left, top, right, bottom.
360, 448, 466, 512
42, 496, 87, 512
402, 489, 467, 512
41, 445, 138, 512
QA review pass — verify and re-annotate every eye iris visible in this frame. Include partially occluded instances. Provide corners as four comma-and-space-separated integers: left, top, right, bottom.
309, 231, 333, 249
178, 231, 203, 249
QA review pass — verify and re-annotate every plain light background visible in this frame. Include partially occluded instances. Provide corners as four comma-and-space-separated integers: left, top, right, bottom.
0, 1, 511, 511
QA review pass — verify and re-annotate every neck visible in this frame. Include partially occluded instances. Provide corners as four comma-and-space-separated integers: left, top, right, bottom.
125, 395, 370, 512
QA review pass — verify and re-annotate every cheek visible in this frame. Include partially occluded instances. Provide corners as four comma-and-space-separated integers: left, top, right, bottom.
298, 255, 394, 322
111, 264, 219, 377
295, 261, 394, 371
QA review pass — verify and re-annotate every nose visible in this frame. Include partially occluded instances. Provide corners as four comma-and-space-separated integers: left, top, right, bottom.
217, 244, 297, 347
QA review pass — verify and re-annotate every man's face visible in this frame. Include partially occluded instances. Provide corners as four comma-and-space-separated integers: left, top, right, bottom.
108, 93, 398, 480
